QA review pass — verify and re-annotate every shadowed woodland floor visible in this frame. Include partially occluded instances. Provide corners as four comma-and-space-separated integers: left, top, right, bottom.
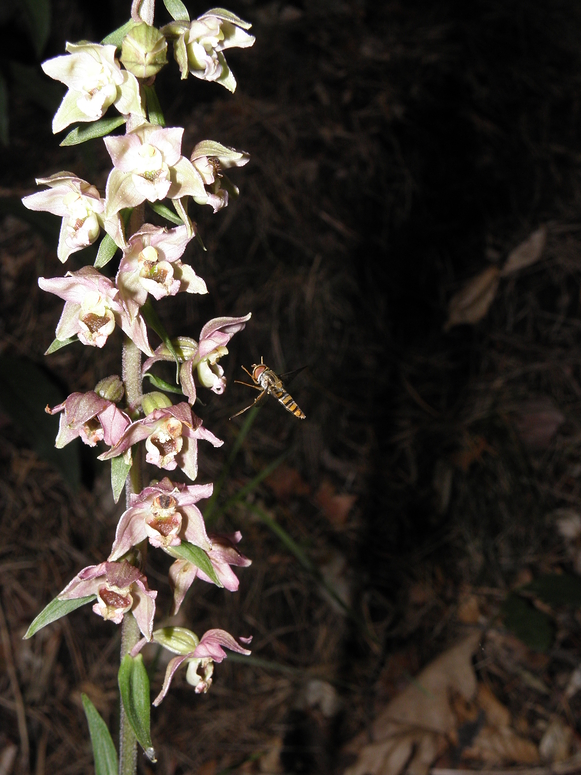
4, 0, 581, 773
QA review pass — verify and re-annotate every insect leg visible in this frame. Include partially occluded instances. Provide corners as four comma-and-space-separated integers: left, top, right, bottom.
229, 390, 266, 420
234, 380, 263, 391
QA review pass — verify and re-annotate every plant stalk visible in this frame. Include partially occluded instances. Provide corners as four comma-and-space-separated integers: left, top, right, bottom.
119, 203, 146, 775
119, 614, 141, 775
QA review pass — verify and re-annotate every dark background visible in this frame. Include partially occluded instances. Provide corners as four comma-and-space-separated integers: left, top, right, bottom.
2, 0, 581, 772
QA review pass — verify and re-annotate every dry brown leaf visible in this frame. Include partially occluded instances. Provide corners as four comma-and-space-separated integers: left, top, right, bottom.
443, 266, 500, 331
345, 729, 444, 775
373, 632, 481, 735
456, 594, 481, 625
315, 480, 356, 525
501, 225, 547, 276
198, 760, 218, 775
344, 633, 481, 775
258, 737, 284, 772
265, 464, 311, 500
539, 718, 573, 763
476, 683, 511, 729
463, 725, 540, 766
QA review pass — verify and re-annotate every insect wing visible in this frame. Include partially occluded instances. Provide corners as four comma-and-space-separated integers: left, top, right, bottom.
277, 365, 308, 385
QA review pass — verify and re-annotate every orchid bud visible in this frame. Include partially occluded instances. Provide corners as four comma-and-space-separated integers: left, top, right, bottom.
142, 391, 173, 415
153, 626, 200, 655
95, 375, 125, 403
121, 22, 168, 79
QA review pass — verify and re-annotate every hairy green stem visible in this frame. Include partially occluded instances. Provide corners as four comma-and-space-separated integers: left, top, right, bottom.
119, 203, 146, 775
119, 614, 141, 775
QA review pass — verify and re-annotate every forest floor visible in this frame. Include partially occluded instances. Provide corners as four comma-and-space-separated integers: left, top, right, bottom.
4, 1, 581, 774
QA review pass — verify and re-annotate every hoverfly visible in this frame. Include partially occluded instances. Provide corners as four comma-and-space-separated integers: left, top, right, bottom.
229, 357, 306, 420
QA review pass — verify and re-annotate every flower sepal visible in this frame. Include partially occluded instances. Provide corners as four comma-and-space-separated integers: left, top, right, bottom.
121, 22, 168, 79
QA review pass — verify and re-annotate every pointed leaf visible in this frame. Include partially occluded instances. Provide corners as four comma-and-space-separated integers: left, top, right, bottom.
162, 0, 190, 22
46, 336, 78, 354
81, 694, 118, 775
168, 542, 222, 587
118, 654, 156, 761
24, 595, 95, 638
142, 84, 165, 127
111, 455, 132, 504
94, 234, 119, 269
172, 197, 194, 237
102, 19, 139, 48
143, 373, 184, 395
148, 202, 183, 225
60, 117, 126, 146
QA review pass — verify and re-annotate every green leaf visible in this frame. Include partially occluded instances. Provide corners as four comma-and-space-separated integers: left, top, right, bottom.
142, 84, 165, 127
22, 0, 51, 57
60, 117, 126, 146
148, 201, 183, 225
94, 234, 119, 269
81, 694, 118, 775
162, 0, 190, 21
24, 595, 95, 639
501, 593, 554, 652
0, 73, 8, 146
111, 455, 132, 504
172, 197, 194, 237
118, 654, 156, 761
143, 373, 184, 395
102, 19, 139, 48
0, 355, 80, 489
167, 542, 222, 587
524, 573, 581, 607
45, 336, 78, 354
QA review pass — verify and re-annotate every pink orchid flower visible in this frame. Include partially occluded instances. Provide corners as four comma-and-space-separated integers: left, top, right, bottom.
190, 140, 250, 212
109, 477, 213, 560
104, 123, 207, 216
142, 313, 251, 404
41, 42, 144, 133
164, 10, 255, 93
22, 172, 125, 263
99, 401, 222, 481
116, 224, 207, 316
46, 390, 130, 448
38, 266, 153, 355
133, 626, 251, 705
58, 561, 157, 640
169, 531, 251, 613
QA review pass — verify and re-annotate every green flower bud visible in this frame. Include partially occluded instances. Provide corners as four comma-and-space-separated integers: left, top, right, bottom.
121, 23, 168, 79
153, 626, 200, 655
95, 374, 124, 403
142, 391, 173, 415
